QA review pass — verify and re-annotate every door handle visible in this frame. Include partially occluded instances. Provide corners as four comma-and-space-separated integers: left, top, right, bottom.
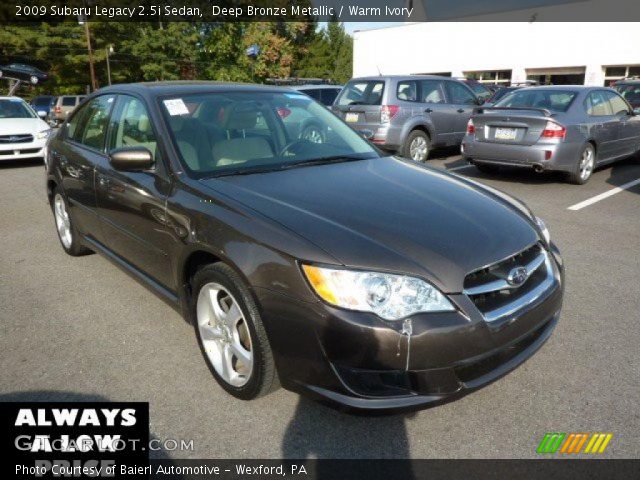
457, 108, 466, 113
424, 108, 433, 113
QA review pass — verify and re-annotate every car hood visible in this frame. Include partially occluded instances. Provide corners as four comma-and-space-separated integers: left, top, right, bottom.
200, 157, 539, 293
0, 118, 48, 135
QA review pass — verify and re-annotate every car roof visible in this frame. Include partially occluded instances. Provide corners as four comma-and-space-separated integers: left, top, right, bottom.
516, 85, 598, 92
615, 79, 640, 85
96, 81, 293, 98
347, 75, 454, 82
293, 85, 343, 90
0, 96, 26, 101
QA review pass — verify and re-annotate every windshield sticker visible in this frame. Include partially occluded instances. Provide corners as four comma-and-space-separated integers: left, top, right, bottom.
163, 98, 189, 116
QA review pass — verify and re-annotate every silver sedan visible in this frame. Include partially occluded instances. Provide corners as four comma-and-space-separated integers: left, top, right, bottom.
461, 86, 640, 184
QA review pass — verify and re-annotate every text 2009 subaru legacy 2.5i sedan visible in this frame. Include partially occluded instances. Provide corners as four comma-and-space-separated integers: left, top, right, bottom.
45, 82, 564, 412
462, 86, 640, 184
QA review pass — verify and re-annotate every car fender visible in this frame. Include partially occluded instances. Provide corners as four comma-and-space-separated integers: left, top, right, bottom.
399, 117, 436, 146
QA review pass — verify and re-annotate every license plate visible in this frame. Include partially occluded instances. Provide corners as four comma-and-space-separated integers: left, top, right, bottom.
495, 127, 518, 140
345, 113, 359, 123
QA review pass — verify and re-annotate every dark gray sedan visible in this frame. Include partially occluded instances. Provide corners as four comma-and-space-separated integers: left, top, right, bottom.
462, 86, 640, 184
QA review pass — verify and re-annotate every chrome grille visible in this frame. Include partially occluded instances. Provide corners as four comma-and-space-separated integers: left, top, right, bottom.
0, 134, 33, 144
464, 244, 556, 323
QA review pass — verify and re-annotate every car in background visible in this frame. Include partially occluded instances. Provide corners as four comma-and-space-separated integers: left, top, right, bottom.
0, 96, 51, 162
455, 78, 493, 103
30, 95, 57, 122
293, 84, 343, 107
51, 95, 86, 126
613, 79, 640, 110
0, 64, 48, 85
45, 81, 563, 411
462, 86, 640, 184
332, 75, 481, 162
484, 86, 522, 106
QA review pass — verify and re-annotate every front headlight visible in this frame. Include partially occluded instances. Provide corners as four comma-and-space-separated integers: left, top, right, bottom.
36, 129, 52, 140
302, 264, 455, 321
535, 217, 551, 244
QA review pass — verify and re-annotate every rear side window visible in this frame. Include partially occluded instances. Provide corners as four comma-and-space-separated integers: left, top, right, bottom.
397, 81, 418, 102
68, 95, 115, 150
420, 80, 445, 103
585, 91, 612, 116
496, 90, 577, 113
446, 82, 477, 105
603, 91, 630, 115
337, 81, 385, 106
320, 88, 340, 106
62, 97, 76, 106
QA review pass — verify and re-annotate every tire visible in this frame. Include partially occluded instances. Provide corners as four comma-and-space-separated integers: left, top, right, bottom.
191, 262, 278, 400
567, 143, 596, 185
402, 130, 431, 162
474, 163, 500, 174
51, 187, 92, 256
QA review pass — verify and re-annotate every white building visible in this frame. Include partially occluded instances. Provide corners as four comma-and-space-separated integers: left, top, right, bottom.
353, 22, 640, 87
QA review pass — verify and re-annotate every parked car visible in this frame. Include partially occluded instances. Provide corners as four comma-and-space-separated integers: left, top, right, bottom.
0, 96, 51, 161
30, 95, 57, 122
462, 86, 640, 184
484, 86, 522, 106
51, 95, 86, 126
455, 78, 494, 103
0, 63, 48, 85
332, 75, 482, 162
293, 84, 343, 107
613, 79, 640, 110
46, 82, 563, 411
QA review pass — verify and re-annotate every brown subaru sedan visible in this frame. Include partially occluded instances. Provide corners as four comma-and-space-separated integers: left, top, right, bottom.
45, 82, 564, 412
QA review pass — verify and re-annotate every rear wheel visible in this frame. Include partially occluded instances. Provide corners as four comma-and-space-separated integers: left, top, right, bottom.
402, 130, 431, 162
474, 163, 500, 174
567, 144, 595, 184
191, 263, 278, 400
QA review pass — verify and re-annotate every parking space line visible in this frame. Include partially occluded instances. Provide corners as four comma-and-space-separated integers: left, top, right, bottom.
567, 178, 640, 211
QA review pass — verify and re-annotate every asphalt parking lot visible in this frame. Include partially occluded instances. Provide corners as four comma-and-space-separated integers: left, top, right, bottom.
1, 152, 639, 459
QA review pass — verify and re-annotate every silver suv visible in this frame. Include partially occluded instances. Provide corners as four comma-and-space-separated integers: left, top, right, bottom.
332, 76, 481, 162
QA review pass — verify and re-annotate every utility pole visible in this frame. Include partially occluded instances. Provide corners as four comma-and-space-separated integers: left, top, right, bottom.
78, 13, 97, 91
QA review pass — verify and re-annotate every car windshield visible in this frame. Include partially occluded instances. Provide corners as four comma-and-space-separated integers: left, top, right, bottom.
0, 99, 36, 119
160, 91, 379, 177
494, 89, 577, 112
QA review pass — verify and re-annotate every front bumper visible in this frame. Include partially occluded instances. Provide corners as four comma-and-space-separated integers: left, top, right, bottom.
461, 135, 581, 172
256, 244, 564, 412
0, 140, 45, 161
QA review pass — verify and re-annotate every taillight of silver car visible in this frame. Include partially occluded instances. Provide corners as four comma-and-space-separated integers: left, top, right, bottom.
467, 118, 475, 135
381, 105, 399, 123
541, 121, 566, 139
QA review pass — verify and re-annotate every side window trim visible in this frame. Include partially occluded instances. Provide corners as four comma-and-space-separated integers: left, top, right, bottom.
64, 94, 116, 154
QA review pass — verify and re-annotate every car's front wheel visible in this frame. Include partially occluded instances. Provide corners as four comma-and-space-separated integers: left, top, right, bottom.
191, 263, 278, 400
568, 143, 595, 184
51, 187, 91, 256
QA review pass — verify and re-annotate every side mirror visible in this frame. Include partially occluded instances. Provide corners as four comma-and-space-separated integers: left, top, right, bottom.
109, 147, 153, 171
37, 110, 47, 118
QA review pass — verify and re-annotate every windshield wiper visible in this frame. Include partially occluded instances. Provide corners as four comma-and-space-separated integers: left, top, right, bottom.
280, 155, 375, 170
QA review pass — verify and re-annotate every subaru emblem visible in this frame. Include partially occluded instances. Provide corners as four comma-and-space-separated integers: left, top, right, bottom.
507, 266, 528, 286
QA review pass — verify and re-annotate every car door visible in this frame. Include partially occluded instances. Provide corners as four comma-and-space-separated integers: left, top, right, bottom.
417, 79, 454, 145
53, 94, 115, 241
603, 90, 640, 156
584, 91, 619, 161
94, 94, 174, 289
444, 81, 478, 144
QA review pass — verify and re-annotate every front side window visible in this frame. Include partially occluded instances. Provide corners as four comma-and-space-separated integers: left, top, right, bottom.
108, 96, 157, 159
603, 91, 630, 115
496, 89, 577, 113
0, 98, 36, 119
337, 81, 385, 106
160, 91, 379, 176
68, 95, 115, 150
446, 82, 477, 105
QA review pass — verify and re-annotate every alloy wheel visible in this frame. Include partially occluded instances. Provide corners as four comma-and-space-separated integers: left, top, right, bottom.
410, 136, 428, 162
54, 193, 73, 249
579, 146, 595, 181
196, 283, 253, 387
